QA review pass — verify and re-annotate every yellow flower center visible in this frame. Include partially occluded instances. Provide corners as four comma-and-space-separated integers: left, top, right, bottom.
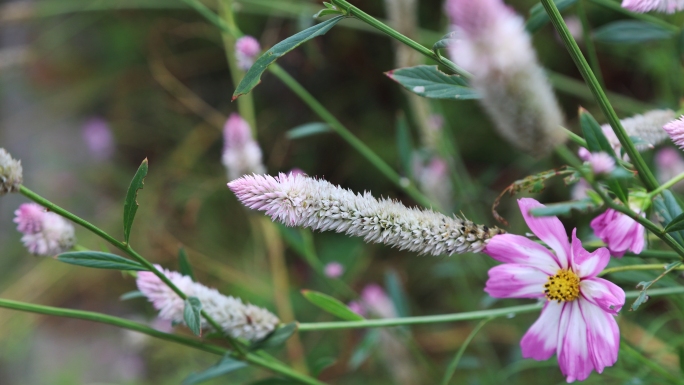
544, 269, 580, 303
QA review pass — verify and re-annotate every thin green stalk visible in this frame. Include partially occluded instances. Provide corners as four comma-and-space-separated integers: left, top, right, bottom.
440, 317, 494, 385
19, 185, 247, 355
649, 172, 684, 199
599, 263, 684, 276
297, 286, 684, 331
0, 298, 326, 385
542, 0, 660, 191
576, 0, 605, 88
561, 126, 588, 148
627, 250, 681, 259
330, 0, 470, 78
588, 0, 680, 32
620, 342, 682, 384
268, 64, 438, 210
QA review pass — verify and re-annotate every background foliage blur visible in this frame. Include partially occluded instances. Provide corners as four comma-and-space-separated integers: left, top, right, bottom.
0, 0, 683, 384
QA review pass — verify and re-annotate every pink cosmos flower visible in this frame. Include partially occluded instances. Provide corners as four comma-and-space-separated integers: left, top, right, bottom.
622, 0, 684, 13
323, 262, 344, 278
235, 36, 261, 71
590, 209, 645, 257
664, 116, 684, 151
484, 198, 624, 383
578, 148, 615, 175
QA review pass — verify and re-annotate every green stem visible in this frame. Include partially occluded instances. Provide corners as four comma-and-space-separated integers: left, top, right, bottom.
561, 126, 588, 148
440, 317, 494, 385
541, 0, 660, 191
620, 342, 682, 383
0, 298, 326, 385
268, 64, 438, 210
576, 0, 605, 88
19, 185, 247, 355
587, 0, 680, 32
599, 263, 684, 276
330, 0, 470, 78
627, 250, 682, 259
649, 172, 684, 199
297, 286, 684, 331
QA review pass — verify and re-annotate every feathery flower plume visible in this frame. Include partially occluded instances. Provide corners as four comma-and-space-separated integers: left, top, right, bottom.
323, 262, 344, 278
0, 148, 22, 195
222, 114, 265, 181
656, 147, 684, 191
485, 198, 624, 382
446, 0, 565, 156
578, 148, 616, 175
82, 117, 115, 161
235, 36, 261, 71
603, 109, 675, 157
622, 0, 684, 13
137, 265, 279, 342
229, 173, 503, 256
664, 115, 684, 151
14, 203, 76, 256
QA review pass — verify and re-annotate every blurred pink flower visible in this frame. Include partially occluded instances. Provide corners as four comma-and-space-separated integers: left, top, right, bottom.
664, 116, 684, 151
347, 300, 366, 317
288, 168, 306, 177
14, 203, 45, 234
484, 198, 624, 383
413, 156, 453, 210
235, 36, 261, 71
656, 147, 684, 190
571, 179, 592, 201
361, 284, 397, 319
14, 203, 76, 256
590, 208, 645, 257
622, 0, 684, 13
222, 114, 265, 181
323, 262, 344, 278
82, 117, 115, 161
578, 148, 615, 175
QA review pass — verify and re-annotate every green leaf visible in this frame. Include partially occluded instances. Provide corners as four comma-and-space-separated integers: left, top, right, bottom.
312, 357, 337, 377
664, 212, 684, 233
395, 114, 413, 179
250, 322, 298, 351
286, 122, 331, 139
314, 8, 343, 18
249, 379, 298, 385
432, 32, 456, 53
385, 65, 479, 100
178, 247, 195, 280
120, 290, 145, 301
630, 284, 651, 311
529, 198, 597, 217
57, 251, 148, 271
385, 270, 409, 318
182, 355, 247, 385
184, 297, 203, 336
593, 21, 675, 44
301, 289, 364, 321
653, 190, 684, 245
348, 329, 380, 369
679, 346, 684, 374
526, 0, 578, 33
123, 158, 148, 244
233, 16, 345, 100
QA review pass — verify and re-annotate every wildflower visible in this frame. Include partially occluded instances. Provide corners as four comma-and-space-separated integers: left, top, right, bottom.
82, 117, 115, 161
222, 114, 265, 181
603, 109, 675, 157
590, 207, 645, 257
578, 148, 616, 175
485, 198, 624, 382
445, 0, 565, 156
0, 148, 22, 195
664, 115, 684, 151
656, 147, 684, 191
413, 156, 453, 211
137, 265, 279, 341
228, 173, 503, 256
14, 203, 76, 256
348, 300, 366, 317
621, 0, 684, 13
571, 179, 592, 201
324, 262, 344, 278
235, 36, 261, 71
360, 284, 397, 318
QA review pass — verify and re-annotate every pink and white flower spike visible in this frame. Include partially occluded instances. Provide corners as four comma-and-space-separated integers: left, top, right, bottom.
484, 198, 625, 383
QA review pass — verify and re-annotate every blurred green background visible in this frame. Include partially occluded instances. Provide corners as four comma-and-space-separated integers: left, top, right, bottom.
0, 0, 683, 384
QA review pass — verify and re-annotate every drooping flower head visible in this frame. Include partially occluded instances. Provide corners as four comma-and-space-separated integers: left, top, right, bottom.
622, 0, 684, 13
324, 262, 344, 278
484, 198, 624, 382
603, 109, 675, 158
222, 114, 265, 181
578, 148, 616, 176
14, 203, 76, 256
0, 148, 23, 195
228, 173, 503, 256
656, 147, 684, 191
137, 265, 279, 342
82, 117, 115, 161
235, 36, 261, 71
664, 115, 684, 151
446, 0, 566, 156
590, 206, 645, 258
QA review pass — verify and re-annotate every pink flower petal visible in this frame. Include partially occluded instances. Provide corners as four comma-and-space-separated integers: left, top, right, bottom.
518, 198, 570, 269
570, 229, 610, 278
521, 301, 564, 360
579, 298, 620, 374
484, 264, 548, 298
557, 300, 594, 383
580, 278, 625, 315
484, 233, 560, 275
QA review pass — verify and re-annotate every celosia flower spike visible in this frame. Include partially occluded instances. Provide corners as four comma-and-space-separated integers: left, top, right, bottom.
0, 148, 23, 195
664, 115, 684, 151
137, 265, 279, 342
446, 0, 566, 156
222, 114, 266, 181
235, 36, 261, 71
602, 109, 675, 158
622, 0, 684, 13
484, 198, 624, 382
229, 173, 503, 256
14, 203, 76, 256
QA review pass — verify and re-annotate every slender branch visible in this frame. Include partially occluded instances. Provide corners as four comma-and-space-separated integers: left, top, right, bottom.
599, 263, 684, 276
561, 126, 588, 148
649, 172, 684, 199
541, 0, 660, 191
576, 0, 605, 88
620, 341, 682, 383
440, 317, 494, 385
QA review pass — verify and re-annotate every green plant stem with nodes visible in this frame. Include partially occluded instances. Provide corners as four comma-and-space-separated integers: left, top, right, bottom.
587, 0, 680, 32
19, 185, 247, 355
541, 0, 660, 191
0, 298, 326, 385
297, 286, 684, 331
330, 0, 470, 79
649, 172, 684, 199
440, 317, 494, 385
555, 145, 684, 259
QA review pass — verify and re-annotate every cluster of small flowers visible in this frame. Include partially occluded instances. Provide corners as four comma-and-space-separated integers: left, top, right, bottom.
14, 203, 76, 256
622, 0, 684, 13
0, 148, 23, 195
235, 36, 261, 71
137, 265, 279, 342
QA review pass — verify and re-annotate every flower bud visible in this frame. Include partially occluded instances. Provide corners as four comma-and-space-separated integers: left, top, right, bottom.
0, 148, 22, 195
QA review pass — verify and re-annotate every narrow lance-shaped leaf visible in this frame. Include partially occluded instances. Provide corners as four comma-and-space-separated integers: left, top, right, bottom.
184, 297, 203, 336
286, 123, 331, 140
593, 21, 675, 44
57, 251, 148, 271
301, 290, 364, 321
123, 158, 148, 244
385, 65, 479, 100
530, 198, 597, 217
432, 31, 456, 53
250, 322, 298, 351
233, 16, 345, 100
178, 247, 195, 280
653, 190, 684, 246
120, 290, 145, 301
182, 355, 247, 385
664, 212, 684, 233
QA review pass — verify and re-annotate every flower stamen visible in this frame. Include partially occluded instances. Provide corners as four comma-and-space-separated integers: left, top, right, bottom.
544, 269, 580, 303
